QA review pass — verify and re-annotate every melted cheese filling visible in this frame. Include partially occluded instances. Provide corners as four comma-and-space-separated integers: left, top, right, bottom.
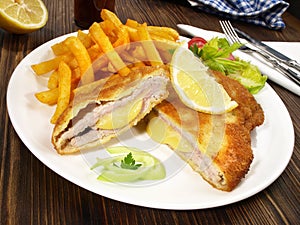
96, 99, 143, 130
146, 115, 193, 152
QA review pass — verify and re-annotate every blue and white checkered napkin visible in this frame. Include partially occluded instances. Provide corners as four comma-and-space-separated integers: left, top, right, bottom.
187, 0, 289, 30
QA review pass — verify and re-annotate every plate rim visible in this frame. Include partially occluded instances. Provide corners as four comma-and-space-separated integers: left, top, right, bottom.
6, 31, 295, 210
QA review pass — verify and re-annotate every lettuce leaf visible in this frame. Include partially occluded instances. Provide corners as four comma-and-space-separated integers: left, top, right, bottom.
192, 37, 267, 94
228, 64, 267, 94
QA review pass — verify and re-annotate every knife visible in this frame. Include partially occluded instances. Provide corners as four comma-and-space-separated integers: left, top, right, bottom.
234, 28, 300, 71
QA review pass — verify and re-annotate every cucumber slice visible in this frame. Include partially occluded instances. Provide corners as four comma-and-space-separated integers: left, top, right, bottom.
91, 146, 166, 182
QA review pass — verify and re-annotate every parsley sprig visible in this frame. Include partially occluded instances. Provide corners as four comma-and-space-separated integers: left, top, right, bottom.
114, 152, 142, 170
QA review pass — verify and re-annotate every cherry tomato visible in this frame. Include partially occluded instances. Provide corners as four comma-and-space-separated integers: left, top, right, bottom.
228, 53, 235, 60
188, 37, 207, 49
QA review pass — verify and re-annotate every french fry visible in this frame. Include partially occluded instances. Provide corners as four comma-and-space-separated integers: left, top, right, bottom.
89, 22, 130, 76
68, 58, 79, 70
125, 26, 140, 42
150, 33, 176, 42
31, 57, 62, 75
71, 68, 82, 91
137, 25, 163, 66
31, 52, 76, 76
100, 20, 117, 35
72, 67, 81, 83
64, 36, 94, 84
61, 52, 75, 64
113, 25, 130, 48
101, 9, 122, 27
47, 70, 59, 89
125, 19, 140, 28
50, 61, 72, 124
32, 9, 183, 126
77, 30, 94, 49
150, 34, 180, 46
87, 44, 103, 61
51, 42, 69, 55
147, 26, 179, 40
35, 88, 59, 105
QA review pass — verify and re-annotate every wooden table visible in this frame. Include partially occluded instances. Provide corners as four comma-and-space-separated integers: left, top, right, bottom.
1, 0, 299, 224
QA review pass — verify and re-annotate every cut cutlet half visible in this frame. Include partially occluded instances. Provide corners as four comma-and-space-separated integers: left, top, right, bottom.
146, 70, 264, 191
52, 66, 170, 154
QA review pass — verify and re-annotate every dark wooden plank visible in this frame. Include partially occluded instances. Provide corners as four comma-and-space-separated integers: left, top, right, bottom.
1, 0, 299, 224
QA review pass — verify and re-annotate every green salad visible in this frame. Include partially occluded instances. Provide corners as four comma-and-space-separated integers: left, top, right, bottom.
188, 37, 267, 94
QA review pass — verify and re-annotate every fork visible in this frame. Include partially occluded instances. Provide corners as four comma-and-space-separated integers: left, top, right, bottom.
219, 20, 300, 86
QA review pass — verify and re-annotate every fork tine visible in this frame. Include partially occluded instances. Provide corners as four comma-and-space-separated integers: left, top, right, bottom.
225, 21, 242, 44
219, 20, 241, 45
219, 20, 235, 44
219, 21, 230, 43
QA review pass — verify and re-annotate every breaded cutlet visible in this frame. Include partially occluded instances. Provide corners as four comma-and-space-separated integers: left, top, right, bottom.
147, 70, 264, 191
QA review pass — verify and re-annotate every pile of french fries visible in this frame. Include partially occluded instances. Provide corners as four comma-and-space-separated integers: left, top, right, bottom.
31, 9, 180, 124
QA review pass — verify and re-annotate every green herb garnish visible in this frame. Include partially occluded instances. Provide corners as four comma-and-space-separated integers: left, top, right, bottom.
118, 152, 142, 170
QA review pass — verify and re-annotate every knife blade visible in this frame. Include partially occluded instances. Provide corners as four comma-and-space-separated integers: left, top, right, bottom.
177, 24, 223, 40
234, 28, 300, 71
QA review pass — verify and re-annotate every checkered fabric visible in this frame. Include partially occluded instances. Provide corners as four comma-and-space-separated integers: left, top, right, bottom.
187, 0, 289, 30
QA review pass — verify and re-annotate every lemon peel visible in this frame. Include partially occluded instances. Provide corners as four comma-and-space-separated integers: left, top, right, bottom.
170, 46, 238, 114
0, 0, 48, 34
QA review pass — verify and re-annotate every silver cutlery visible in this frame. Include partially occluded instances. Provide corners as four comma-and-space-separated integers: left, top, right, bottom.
234, 28, 300, 72
219, 20, 300, 86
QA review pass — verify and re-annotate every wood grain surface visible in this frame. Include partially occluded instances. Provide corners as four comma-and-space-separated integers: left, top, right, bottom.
1, 0, 299, 224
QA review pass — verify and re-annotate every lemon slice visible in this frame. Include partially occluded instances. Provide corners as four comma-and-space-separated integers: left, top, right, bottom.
0, 0, 48, 34
170, 46, 238, 114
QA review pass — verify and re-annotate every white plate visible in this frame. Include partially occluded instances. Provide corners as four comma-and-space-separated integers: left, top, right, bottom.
6, 32, 295, 210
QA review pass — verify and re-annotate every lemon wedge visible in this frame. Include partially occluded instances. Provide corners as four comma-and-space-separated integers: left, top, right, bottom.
0, 0, 48, 34
170, 46, 238, 114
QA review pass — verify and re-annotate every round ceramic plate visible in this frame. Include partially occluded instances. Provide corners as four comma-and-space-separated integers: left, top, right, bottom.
6, 31, 294, 210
